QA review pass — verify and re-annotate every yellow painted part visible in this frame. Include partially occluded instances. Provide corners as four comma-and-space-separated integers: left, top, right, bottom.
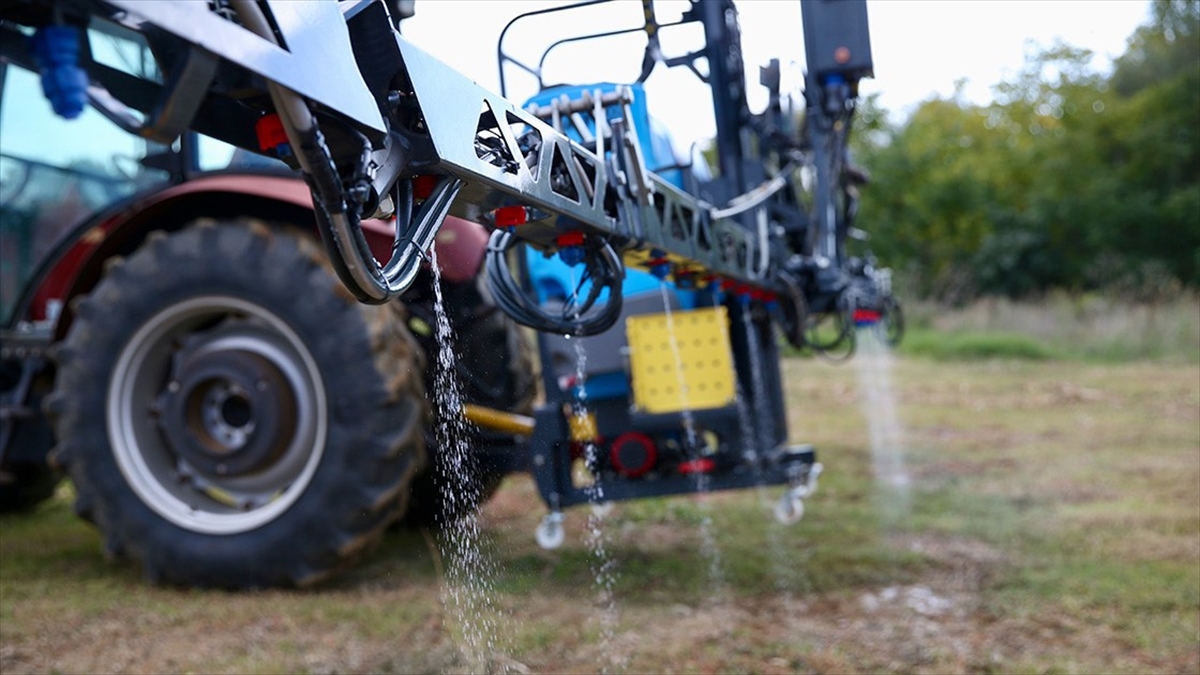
462, 403, 535, 436
568, 411, 598, 442
626, 306, 736, 414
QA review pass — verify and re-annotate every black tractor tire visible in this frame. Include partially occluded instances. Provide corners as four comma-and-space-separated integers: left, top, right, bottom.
402, 432, 507, 528
45, 220, 426, 589
399, 274, 535, 527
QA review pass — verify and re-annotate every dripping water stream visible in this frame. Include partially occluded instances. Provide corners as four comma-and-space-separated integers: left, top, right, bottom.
852, 325, 911, 525
570, 338, 623, 673
658, 282, 728, 602
567, 268, 622, 672
428, 247, 509, 673
735, 308, 811, 611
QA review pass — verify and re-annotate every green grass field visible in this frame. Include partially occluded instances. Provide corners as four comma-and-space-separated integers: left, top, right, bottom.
2, 312, 1198, 673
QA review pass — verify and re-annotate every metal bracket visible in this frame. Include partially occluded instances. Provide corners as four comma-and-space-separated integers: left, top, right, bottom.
87, 44, 219, 144
396, 35, 774, 291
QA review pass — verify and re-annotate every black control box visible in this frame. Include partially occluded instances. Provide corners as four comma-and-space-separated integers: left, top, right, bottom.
801, 0, 874, 82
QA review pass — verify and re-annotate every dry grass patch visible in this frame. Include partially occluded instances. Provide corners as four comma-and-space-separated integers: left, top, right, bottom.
2, 356, 1197, 674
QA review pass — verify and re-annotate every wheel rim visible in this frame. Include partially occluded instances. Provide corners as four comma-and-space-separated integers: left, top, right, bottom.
108, 296, 327, 535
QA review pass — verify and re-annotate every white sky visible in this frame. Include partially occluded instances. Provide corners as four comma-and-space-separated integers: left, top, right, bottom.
403, 0, 1152, 147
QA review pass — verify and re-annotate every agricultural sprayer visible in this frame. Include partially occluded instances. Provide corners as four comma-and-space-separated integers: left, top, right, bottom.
0, 0, 902, 586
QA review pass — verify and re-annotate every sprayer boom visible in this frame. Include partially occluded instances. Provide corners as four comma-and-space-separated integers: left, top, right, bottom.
1, 0, 853, 330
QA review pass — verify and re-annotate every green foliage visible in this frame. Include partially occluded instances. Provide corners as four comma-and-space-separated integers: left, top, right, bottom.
899, 328, 1057, 361
1111, 0, 1200, 97
856, 4, 1200, 301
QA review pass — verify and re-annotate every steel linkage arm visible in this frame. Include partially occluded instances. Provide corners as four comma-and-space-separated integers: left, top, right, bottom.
394, 36, 777, 292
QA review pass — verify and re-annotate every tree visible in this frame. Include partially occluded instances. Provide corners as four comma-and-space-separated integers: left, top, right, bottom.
853, 3, 1199, 300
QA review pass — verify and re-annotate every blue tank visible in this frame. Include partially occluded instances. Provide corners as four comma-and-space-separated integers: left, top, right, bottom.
522, 83, 713, 402
521, 82, 706, 305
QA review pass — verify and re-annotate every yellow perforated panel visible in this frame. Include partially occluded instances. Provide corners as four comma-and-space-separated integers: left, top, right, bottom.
626, 306, 736, 414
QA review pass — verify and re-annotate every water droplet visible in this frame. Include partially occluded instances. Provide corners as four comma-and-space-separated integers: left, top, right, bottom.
659, 282, 726, 602
427, 247, 510, 671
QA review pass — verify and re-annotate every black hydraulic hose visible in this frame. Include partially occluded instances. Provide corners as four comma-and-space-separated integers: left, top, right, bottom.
231, 0, 464, 304
806, 288, 855, 351
230, 0, 386, 303
293, 128, 388, 304
485, 229, 624, 337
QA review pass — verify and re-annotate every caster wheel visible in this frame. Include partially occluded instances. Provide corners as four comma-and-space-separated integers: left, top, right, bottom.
536, 512, 565, 549
774, 492, 805, 525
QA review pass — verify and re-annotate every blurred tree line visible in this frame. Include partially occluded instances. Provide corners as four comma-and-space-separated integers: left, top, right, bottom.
852, 0, 1199, 303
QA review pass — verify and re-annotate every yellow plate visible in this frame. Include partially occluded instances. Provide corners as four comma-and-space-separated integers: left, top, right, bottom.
625, 306, 736, 414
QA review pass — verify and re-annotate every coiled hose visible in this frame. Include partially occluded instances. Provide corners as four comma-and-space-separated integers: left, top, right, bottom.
485, 229, 625, 336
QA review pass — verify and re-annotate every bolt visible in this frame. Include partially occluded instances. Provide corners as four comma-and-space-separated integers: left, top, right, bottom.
168, 381, 181, 393
533, 454, 545, 467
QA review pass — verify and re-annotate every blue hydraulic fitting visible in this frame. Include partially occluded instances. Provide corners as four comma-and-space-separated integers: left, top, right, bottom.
673, 269, 697, 290
648, 248, 671, 280
823, 73, 850, 116
31, 26, 88, 120
558, 245, 585, 267
706, 276, 725, 303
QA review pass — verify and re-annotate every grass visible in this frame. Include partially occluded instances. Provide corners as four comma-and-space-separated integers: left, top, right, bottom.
1, 356, 1198, 674
898, 328, 1058, 360
900, 291, 1200, 363
791, 292, 1199, 363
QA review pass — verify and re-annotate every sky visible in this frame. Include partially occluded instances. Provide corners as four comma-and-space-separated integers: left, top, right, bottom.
402, 0, 1153, 148
0, 0, 1153, 172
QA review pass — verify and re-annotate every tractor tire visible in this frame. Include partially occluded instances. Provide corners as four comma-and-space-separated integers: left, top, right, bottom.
402, 433, 506, 528
400, 274, 535, 527
45, 220, 426, 589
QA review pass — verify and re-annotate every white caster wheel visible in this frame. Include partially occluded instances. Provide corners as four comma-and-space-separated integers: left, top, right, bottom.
774, 492, 805, 525
535, 512, 565, 549
806, 463, 823, 495
590, 501, 614, 518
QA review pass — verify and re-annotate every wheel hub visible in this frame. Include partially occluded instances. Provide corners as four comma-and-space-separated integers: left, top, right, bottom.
158, 342, 297, 479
